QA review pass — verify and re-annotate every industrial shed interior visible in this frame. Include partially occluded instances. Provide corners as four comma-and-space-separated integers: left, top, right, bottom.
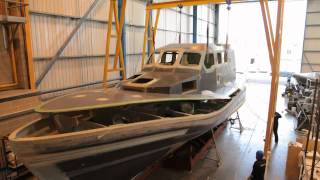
0, 0, 320, 180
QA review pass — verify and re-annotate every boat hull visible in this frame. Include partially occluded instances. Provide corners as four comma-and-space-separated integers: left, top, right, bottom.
9, 87, 245, 180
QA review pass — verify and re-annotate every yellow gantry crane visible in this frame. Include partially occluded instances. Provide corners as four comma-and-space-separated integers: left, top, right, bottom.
103, 0, 285, 160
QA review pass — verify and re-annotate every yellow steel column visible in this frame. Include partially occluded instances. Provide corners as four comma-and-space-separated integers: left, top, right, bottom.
103, 0, 115, 88
141, 9, 150, 69
112, 0, 127, 76
7, 26, 18, 85
153, 9, 161, 38
23, 0, 36, 90
113, 2, 120, 70
150, 9, 160, 63
265, 0, 275, 49
117, 0, 127, 79
262, 0, 285, 159
259, 0, 274, 64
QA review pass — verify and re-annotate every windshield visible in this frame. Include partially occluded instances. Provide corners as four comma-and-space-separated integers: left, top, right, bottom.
180, 53, 201, 66
146, 52, 160, 64
159, 51, 178, 65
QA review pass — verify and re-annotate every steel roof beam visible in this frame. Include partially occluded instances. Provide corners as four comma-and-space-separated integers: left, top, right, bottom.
146, 0, 257, 10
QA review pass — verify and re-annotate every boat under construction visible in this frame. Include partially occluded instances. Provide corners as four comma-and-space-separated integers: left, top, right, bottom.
9, 43, 246, 180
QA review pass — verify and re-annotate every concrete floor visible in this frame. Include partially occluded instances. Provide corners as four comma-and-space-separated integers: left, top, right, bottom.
149, 75, 299, 180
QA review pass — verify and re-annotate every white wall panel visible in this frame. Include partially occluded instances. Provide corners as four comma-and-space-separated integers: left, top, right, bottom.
165, 9, 178, 31
129, 1, 146, 26
303, 52, 320, 64
306, 13, 320, 25
126, 27, 144, 54
307, 0, 320, 12
35, 57, 118, 90
301, 0, 320, 73
305, 26, 320, 38
89, 0, 109, 21
301, 64, 320, 72
30, 15, 75, 57
304, 39, 320, 51
126, 55, 142, 77
30, 0, 82, 16
155, 31, 166, 48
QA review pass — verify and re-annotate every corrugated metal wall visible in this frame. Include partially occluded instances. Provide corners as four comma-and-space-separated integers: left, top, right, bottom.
29, 0, 215, 96
301, 0, 320, 72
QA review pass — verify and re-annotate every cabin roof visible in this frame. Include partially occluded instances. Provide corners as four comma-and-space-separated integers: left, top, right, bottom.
156, 43, 226, 52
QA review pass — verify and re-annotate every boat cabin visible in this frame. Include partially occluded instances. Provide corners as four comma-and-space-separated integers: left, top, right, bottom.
121, 43, 236, 94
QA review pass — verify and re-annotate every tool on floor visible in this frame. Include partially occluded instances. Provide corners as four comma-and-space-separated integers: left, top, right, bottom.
229, 111, 244, 133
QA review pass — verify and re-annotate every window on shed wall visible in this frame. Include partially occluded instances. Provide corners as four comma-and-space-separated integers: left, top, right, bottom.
204, 53, 215, 68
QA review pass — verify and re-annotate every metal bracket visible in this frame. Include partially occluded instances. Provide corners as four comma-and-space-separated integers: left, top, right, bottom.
229, 111, 244, 133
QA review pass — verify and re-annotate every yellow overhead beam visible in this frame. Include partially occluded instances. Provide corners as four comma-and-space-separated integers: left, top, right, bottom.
146, 0, 251, 10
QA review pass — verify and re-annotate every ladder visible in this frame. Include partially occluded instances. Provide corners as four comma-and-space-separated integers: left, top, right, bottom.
103, 0, 127, 88
0, 0, 27, 89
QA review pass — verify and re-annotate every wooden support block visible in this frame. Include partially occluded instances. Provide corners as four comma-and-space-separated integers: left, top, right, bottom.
0, 112, 41, 137
286, 142, 302, 180
297, 137, 320, 153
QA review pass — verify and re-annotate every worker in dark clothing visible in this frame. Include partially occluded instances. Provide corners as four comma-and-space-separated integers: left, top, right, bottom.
273, 112, 282, 143
248, 150, 266, 180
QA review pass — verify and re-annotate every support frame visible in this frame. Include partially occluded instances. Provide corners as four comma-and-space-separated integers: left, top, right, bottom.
141, 0, 285, 161
103, 0, 127, 88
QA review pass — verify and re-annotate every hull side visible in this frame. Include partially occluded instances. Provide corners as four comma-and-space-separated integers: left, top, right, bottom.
27, 126, 215, 180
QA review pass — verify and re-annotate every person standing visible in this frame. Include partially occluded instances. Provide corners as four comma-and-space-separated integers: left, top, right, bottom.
248, 150, 266, 180
273, 112, 282, 143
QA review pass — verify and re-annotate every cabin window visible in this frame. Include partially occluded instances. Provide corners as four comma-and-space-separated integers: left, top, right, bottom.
217, 52, 224, 64
146, 52, 160, 64
128, 74, 142, 80
224, 52, 228, 63
182, 80, 197, 92
159, 51, 178, 65
204, 53, 215, 69
134, 78, 153, 84
180, 53, 201, 66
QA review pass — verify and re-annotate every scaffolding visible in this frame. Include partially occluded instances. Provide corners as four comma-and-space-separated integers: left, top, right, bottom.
102, 0, 127, 88
0, 0, 35, 90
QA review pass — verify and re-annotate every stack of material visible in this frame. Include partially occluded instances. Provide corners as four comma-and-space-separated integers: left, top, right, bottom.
301, 152, 320, 180
296, 136, 320, 180
297, 137, 320, 153
286, 142, 303, 180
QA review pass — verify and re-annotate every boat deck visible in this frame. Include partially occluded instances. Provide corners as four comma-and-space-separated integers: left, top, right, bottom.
36, 88, 231, 113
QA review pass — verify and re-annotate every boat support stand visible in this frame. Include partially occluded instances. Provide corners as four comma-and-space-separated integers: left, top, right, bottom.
229, 111, 244, 133
134, 122, 227, 180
